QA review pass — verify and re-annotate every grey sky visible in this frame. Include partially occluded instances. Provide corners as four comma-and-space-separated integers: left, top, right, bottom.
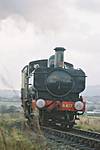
76, 0, 100, 12
0, 0, 100, 90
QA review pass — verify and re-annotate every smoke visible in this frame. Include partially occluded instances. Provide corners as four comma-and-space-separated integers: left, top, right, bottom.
1, 0, 100, 34
0, 73, 19, 97
0, 63, 20, 97
0, 0, 73, 32
0, 0, 100, 87
0, 0, 100, 33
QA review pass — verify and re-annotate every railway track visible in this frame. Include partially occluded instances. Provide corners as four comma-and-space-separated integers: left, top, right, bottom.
71, 128, 100, 140
41, 126, 100, 150
51, 125, 100, 141
8, 120, 100, 149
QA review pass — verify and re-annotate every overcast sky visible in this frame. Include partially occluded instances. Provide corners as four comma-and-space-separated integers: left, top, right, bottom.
0, 0, 100, 90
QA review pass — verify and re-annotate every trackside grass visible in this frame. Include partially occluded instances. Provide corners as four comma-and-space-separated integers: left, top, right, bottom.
76, 115, 100, 132
0, 113, 47, 150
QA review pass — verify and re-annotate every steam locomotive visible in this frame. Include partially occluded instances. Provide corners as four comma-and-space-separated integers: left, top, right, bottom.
21, 47, 86, 128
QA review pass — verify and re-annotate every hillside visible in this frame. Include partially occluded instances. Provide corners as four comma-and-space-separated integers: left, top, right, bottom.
0, 85, 100, 98
82, 85, 100, 96
0, 89, 20, 100
0, 85, 100, 100
0, 86, 100, 112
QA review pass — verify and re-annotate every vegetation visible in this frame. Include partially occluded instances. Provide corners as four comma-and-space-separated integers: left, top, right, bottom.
0, 112, 100, 150
0, 113, 47, 150
0, 105, 20, 114
76, 115, 100, 132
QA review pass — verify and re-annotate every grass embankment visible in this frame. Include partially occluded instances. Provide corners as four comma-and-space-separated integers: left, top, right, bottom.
1, 113, 100, 150
0, 113, 47, 150
76, 115, 100, 132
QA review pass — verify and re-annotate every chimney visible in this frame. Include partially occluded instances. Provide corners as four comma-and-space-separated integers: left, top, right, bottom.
54, 47, 66, 68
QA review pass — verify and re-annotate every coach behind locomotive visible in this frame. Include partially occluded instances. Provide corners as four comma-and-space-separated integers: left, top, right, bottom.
21, 47, 86, 128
